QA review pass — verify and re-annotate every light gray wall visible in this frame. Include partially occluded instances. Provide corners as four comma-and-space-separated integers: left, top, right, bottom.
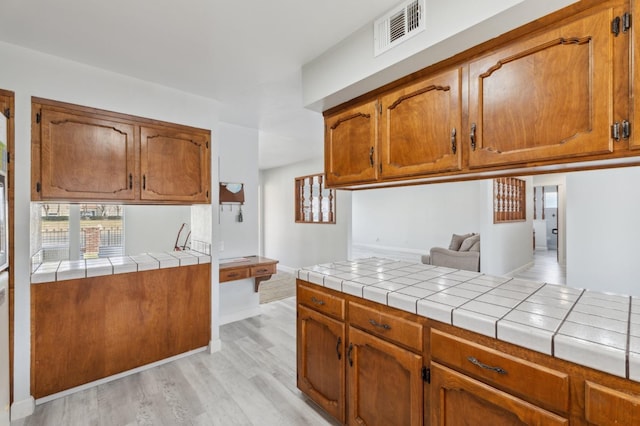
217, 122, 261, 324
351, 178, 533, 276
0, 40, 221, 415
566, 166, 640, 295
478, 178, 534, 276
261, 157, 351, 270
352, 181, 483, 255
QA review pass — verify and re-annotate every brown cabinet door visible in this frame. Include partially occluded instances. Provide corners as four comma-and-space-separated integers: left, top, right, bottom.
380, 67, 463, 178
297, 304, 346, 423
585, 381, 640, 425
347, 326, 423, 426
140, 126, 210, 203
325, 100, 378, 187
631, 0, 640, 150
38, 108, 136, 201
430, 363, 568, 426
467, 6, 616, 169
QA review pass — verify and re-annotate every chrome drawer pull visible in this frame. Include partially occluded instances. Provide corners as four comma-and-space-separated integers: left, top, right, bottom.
467, 356, 507, 375
310, 296, 325, 306
369, 319, 391, 330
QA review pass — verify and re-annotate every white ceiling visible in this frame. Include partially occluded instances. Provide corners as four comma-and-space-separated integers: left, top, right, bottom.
0, 0, 399, 169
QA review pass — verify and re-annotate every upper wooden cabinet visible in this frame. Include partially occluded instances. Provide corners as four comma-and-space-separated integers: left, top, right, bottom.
36, 107, 136, 201
467, 4, 619, 169
324, 0, 633, 188
32, 98, 211, 204
325, 100, 378, 187
380, 67, 463, 179
140, 126, 210, 203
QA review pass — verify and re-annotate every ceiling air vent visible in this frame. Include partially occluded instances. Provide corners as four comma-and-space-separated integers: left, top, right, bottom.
374, 0, 425, 56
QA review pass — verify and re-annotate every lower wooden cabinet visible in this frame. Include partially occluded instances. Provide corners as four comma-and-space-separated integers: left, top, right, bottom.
31, 264, 211, 398
297, 304, 346, 423
296, 280, 640, 425
430, 363, 568, 426
584, 380, 640, 425
347, 326, 423, 426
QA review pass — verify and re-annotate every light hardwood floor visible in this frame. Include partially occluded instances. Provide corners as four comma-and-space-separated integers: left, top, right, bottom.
12, 297, 339, 426
513, 249, 566, 285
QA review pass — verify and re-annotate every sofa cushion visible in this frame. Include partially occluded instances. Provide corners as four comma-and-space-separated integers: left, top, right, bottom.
459, 234, 480, 252
449, 233, 473, 251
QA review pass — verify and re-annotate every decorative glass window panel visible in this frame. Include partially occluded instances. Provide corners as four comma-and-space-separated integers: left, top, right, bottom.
295, 174, 336, 224
493, 177, 526, 223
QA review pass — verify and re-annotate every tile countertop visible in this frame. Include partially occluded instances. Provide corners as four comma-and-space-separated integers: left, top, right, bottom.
297, 257, 640, 382
31, 250, 211, 284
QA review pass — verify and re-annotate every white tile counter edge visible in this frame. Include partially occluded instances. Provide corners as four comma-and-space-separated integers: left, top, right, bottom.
297, 257, 638, 383
31, 250, 211, 284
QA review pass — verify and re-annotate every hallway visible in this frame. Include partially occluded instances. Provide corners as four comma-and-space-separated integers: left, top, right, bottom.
513, 249, 566, 285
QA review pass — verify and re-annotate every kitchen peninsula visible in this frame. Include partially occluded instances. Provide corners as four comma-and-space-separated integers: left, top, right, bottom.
30, 250, 211, 399
297, 257, 640, 425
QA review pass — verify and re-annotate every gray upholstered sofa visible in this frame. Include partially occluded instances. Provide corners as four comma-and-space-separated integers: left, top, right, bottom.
421, 233, 480, 272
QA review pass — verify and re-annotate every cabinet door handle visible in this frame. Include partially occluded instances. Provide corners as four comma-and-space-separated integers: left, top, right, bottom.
129, 173, 133, 189
256, 268, 269, 273
143, 175, 146, 190
369, 147, 374, 167
467, 356, 507, 375
310, 296, 325, 306
347, 343, 354, 367
451, 128, 457, 154
336, 337, 342, 360
369, 319, 391, 331
227, 272, 239, 278
470, 123, 477, 151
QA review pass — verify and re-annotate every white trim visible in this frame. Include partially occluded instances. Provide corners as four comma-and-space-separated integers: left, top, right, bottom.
219, 306, 261, 325
504, 261, 534, 278
34, 347, 208, 405
10, 396, 35, 421
208, 338, 222, 353
276, 264, 297, 275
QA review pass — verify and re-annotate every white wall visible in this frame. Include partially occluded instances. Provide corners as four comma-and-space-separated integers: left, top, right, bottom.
0, 41, 222, 418
217, 123, 261, 324
350, 178, 533, 276
261, 157, 351, 270
478, 178, 533, 276
351, 181, 483, 261
566, 167, 640, 295
303, 0, 577, 110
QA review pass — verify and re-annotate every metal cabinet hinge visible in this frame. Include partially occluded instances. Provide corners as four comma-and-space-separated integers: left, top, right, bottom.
6, 151, 9, 164
612, 13, 632, 36
422, 366, 430, 383
206, 141, 209, 149
36, 182, 41, 193
36, 112, 41, 124
3, 108, 9, 119
612, 120, 631, 141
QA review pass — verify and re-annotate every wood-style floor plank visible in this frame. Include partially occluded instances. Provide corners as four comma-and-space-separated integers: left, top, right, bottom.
12, 297, 338, 426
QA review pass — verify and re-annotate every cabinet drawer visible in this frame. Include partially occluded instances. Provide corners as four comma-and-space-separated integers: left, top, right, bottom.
431, 329, 569, 413
219, 268, 250, 282
585, 381, 640, 425
349, 301, 422, 352
251, 264, 276, 277
297, 283, 345, 320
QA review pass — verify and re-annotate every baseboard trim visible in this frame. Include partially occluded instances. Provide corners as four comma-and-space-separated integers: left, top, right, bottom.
34, 346, 208, 406
505, 261, 535, 277
276, 264, 297, 275
10, 396, 35, 421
